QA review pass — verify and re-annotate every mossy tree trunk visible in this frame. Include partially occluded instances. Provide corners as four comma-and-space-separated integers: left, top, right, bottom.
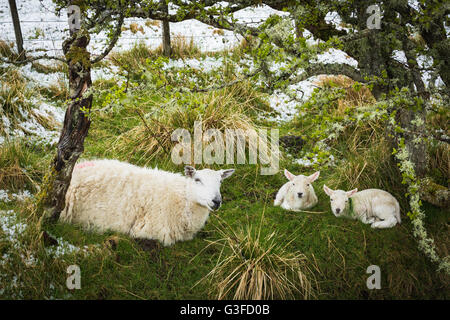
38, 28, 93, 223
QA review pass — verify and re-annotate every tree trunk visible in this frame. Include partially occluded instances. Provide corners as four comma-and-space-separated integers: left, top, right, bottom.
39, 28, 93, 223
161, 0, 171, 57
396, 108, 429, 178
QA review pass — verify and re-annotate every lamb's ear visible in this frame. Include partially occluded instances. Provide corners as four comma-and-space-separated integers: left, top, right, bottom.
184, 166, 196, 178
346, 188, 358, 197
308, 171, 320, 183
323, 184, 333, 196
284, 169, 295, 181
221, 169, 235, 180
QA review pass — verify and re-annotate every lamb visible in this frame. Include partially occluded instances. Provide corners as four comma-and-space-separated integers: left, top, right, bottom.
274, 169, 320, 211
60, 159, 235, 246
323, 185, 401, 229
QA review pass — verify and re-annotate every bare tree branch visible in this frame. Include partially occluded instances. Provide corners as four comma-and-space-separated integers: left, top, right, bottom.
91, 13, 125, 64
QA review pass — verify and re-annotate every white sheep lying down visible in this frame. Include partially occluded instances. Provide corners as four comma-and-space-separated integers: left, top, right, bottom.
60, 159, 234, 246
323, 185, 401, 229
274, 169, 320, 211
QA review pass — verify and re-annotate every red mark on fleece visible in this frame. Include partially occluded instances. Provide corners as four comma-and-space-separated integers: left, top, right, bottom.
76, 161, 95, 169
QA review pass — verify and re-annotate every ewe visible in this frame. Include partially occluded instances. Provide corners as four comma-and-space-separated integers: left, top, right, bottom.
323, 185, 401, 229
274, 169, 320, 211
60, 160, 234, 246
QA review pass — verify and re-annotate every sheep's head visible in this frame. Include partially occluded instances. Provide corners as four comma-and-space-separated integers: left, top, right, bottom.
184, 166, 235, 211
284, 169, 320, 209
323, 185, 358, 217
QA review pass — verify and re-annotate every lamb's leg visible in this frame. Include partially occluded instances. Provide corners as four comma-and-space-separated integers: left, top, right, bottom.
360, 215, 375, 224
371, 216, 397, 229
274, 185, 287, 206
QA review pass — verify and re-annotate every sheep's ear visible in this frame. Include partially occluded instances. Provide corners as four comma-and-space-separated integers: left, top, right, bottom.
346, 188, 358, 197
221, 169, 235, 180
308, 171, 320, 183
284, 169, 295, 181
184, 166, 196, 178
323, 185, 333, 196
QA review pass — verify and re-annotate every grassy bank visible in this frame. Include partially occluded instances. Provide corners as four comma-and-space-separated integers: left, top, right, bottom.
0, 43, 448, 300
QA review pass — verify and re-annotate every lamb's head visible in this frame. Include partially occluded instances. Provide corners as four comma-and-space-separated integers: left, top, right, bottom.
323, 185, 358, 217
184, 166, 235, 211
284, 169, 320, 208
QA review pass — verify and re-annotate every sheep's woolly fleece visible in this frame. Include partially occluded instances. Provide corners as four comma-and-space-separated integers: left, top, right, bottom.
61, 160, 223, 246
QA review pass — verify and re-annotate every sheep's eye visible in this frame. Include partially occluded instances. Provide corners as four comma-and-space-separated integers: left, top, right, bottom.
195, 178, 201, 183
330, 199, 333, 201
307, 184, 310, 186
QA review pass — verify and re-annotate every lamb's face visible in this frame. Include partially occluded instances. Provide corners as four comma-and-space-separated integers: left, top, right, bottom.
284, 169, 320, 209
323, 185, 358, 217
185, 166, 235, 211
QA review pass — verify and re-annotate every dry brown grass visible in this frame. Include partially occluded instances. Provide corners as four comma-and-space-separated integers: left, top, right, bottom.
0, 68, 33, 134
169, 34, 201, 59
112, 82, 266, 165
0, 40, 16, 59
145, 20, 161, 28
0, 140, 41, 191
213, 29, 225, 36
315, 75, 376, 115
198, 213, 317, 300
123, 22, 145, 34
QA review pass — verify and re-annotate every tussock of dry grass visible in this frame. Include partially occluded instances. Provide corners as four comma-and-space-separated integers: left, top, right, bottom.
0, 68, 33, 134
0, 67, 60, 137
113, 82, 268, 165
0, 140, 42, 192
315, 75, 376, 114
198, 214, 317, 300
0, 40, 16, 59
145, 20, 160, 28
156, 35, 201, 59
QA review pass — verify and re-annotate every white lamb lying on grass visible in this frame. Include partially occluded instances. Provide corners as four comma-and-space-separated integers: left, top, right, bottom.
323, 185, 401, 229
274, 169, 320, 211
60, 160, 235, 246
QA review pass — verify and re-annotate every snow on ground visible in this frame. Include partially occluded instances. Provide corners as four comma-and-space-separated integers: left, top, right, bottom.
267, 77, 320, 122
0, 1, 287, 57
1, 98, 64, 146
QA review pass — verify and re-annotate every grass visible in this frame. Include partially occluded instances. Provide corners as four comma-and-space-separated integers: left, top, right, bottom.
112, 81, 270, 165
0, 65, 61, 138
0, 139, 52, 192
199, 212, 316, 299
0, 43, 449, 300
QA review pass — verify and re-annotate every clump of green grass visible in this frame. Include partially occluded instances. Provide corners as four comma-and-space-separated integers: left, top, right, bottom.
199, 213, 317, 300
